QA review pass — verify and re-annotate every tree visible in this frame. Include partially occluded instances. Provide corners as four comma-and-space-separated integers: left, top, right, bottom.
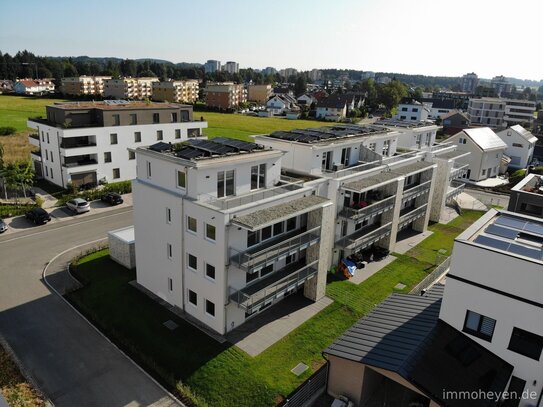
294, 75, 307, 96
0, 160, 35, 201
378, 80, 408, 112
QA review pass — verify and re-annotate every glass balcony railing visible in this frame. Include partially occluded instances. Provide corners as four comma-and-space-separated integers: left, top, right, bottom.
339, 195, 396, 220
229, 259, 319, 313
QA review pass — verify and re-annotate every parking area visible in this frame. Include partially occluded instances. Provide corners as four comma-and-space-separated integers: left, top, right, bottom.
0, 193, 133, 235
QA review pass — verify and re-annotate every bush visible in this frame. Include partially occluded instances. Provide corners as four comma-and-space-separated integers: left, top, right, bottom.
0, 127, 17, 136
0, 203, 38, 218
56, 180, 132, 206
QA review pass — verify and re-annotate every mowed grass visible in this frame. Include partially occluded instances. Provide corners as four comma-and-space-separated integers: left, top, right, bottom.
0, 95, 66, 132
67, 210, 485, 406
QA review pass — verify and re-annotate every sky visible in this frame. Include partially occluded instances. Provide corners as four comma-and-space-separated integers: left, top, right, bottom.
1, 0, 542, 80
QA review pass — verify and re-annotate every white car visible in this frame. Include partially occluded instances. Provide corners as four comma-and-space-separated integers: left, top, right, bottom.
66, 198, 90, 214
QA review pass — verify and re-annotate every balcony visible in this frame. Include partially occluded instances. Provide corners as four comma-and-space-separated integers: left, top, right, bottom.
449, 162, 469, 180
336, 221, 393, 252
339, 195, 396, 220
230, 226, 321, 272
401, 180, 431, 202
30, 150, 42, 161
28, 134, 40, 147
446, 180, 465, 201
229, 259, 319, 313
398, 204, 428, 228
62, 155, 98, 169
60, 138, 97, 156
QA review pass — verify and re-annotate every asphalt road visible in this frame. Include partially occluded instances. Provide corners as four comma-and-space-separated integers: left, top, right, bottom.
0, 208, 180, 407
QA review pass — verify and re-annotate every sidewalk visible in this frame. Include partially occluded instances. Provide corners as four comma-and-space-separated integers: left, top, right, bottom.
455, 192, 487, 211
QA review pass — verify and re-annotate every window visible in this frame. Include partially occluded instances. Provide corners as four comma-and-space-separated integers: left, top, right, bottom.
153, 113, 159, 123
47, 133, 50, 143
463, 310, 496, 341
246, 271, 259, 283
134, 132, 141, 142
251, 164, 266, 190
508, 327, 543, 360
458, 137, 467, 144
341, 147, 351, 166
261, 225, 272, 241
177, 170, 186, 189
167, 243, 172, 259
273, 222, 284, 236
146, 161, 152, 178
205, 300, 215, 317
412, 108, 418, 112
187, 216, 197, 233
512, 143, 523, 148
50, 153, 53, 163
205, 263, 215, 280
113, 114, 120, 126
45, 150, 48, 160
188, 290, 197, 306
410, 116, 417, 120
382, 140, 390, 156
368, 142, 376, 152
247, 230, 259, 247
128, 150, 135, 160
156, 130, 163, 140
286, 217, 297, 231
113, 168, 120, 179
104, 152, 112, 163
321, 151, 332, 171
171, 112, 178, 122
41, 131, 44, 142
45, 166, 48, 177
175, 129, 181, 139
110, 133, 118, 145
187, 253, 197, 270
50, 169, 53, 179
168, 278, 173, 291
206, 224, 216, 241
400, 115, 406, 119
130, 114, 137, 125
217, 170, 235, 198
503, 376, 526, 407
166, 208, 172, 224
261, 264, 273, 277
286, 253, 296, 264
401, 107, 408, 111
482, 169, 486, 176
188, 128, 200, 138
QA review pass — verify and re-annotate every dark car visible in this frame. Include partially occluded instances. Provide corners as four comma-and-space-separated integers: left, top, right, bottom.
25, 208, 51, 225
101, 192, 123, 206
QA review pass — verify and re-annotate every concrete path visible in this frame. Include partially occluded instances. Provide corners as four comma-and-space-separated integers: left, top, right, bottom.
463, 176, 509, 187
439, 206, 460, 224
33, 187, 58, 209
348, 255, 396, 285
227, 294, 333, 357
0, 207, 181, 407
456, 192, 488, 211
394, 230, 434, 254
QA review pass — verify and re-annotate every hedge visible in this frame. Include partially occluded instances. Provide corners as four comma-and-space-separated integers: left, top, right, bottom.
57, 180, 132, 206
0, 126, 17, 136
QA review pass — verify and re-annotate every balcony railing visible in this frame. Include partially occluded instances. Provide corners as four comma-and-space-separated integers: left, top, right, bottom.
401, 180, 432, 202
381, 151, 420, 165
62, 159, 98, 168
337, 222, 393, 252
339, 195, 396, 220
60, 142, 97, 149
202, 182, 305, 210
429, 142, 454, 152
229, 259, 319, 313
230, 226, 321, 272
446, 180, 465, 201
399, 204, 428, 227
449, 162, 469, 179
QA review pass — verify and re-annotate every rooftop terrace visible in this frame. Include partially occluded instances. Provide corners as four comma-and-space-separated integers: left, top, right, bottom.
49, 100, 190, 110
267, 124, 391, 144
372, 118, 437, 128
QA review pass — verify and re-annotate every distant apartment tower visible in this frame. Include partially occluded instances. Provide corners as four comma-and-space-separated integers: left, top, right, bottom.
247, 84, 272, 103
467, 97, 506, 128
222, 61, 239, 74
103, 77, 159, 100
61, 76, 112, 96
27, 101, 207, 188
279, 68, 298, 78
152, 80, 199, 104
308, 69, 322, 81
205, 82, 247, 109
491, 75, 513, 96
204, 60, 221, 74
460, 72, 479, 93
262, 67, 277, 76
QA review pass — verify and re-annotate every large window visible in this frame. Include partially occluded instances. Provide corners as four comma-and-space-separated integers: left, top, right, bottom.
205, 299, 215, 317
205, 263, 215, 280
463, 310, 496, 342
177, 170, 186, 189
110, 133, 118, 145
187, 216, 197, 233
187, 253, 197, 270
188, 290, 197, 306
341, 147, 351, 166
134, 132, 141, 142
205, 223, 216, 241
251, 164, 266, 190
508, 327, 543, 360
217, 170, 235, 198
321, 151, 332, 171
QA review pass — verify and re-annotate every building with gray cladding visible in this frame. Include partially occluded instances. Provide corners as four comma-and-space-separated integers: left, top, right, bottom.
508, 173, 543, 217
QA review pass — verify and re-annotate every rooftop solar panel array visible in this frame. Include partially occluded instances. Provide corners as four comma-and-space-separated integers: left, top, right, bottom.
156, 138, 267, 161
268, 125, 385, 144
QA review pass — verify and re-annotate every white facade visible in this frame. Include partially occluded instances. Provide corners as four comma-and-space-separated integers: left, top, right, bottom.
395, 101, 429, 122
440, 210, 543, 407
103, 77, 159, 100
504, 99, 536, 127
204, 60, 221, 73
496, 125, 538, 169
223, 61, 239, 74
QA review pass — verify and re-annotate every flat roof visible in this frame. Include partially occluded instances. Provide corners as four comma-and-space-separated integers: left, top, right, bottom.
459, 210, 543, 263
232, 195, 330, 230
267, 124, 392, 144
372, 118, 437, 129
146, 137, 275, 162
49, 100, 190, 111
108, 226, 135, 243
511, 173, 543, 194
391, 160, 435, 176
342, 171, 400, 192
434, 150, 470, 160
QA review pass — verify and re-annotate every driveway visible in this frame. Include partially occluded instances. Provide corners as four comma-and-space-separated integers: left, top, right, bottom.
0, 208, 181, 407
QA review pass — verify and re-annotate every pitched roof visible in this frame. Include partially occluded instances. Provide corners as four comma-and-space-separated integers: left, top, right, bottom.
441, 110, 468, 121
17, 79, 40, 88
324, 285, 513, 407
463, 128, 508, 151
509, 125, 538, 143
317, 94, 354, 109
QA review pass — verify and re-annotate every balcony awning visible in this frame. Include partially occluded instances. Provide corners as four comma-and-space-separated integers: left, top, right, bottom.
391, 161, 435, 176
232, 195, 331, 230
342, 172, 400, 193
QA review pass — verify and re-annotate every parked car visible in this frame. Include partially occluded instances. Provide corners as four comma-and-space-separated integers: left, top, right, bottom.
0, 218, 8, 233
25, 208, 51, 225
101, 192, 123, 206
79, 182, 96, 191
66, 198, 90, 214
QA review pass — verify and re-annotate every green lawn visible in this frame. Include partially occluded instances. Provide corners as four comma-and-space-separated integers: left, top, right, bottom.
0, 95, 67, 132
67, 212, 485, 407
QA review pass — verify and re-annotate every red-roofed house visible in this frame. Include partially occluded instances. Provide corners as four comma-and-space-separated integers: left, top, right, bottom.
14, 79, 55, 95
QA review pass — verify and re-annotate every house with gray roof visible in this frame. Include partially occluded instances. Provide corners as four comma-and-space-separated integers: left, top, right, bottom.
496, 125, 538, 169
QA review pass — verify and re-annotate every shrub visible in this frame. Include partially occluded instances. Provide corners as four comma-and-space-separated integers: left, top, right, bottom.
0, 127, 17, 136
0, 203, 38, 218
35, 196, 45, 208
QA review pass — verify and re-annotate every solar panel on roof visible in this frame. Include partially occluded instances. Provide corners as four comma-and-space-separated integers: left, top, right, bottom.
507, 244, 542, 261
474, 235, 511, 251
212, 137, 263, 152
524, 222, 543, 237
495, 215, 527, 230
189, 139, 235, 155
149, 142, 171, 152
485, 224, 519, 240
175, 148, 205, 160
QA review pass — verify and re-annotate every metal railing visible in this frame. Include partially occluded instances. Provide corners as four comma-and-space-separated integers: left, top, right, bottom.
324, 160, 382, 178
202, 182, 306, 210
399, 204, 428, 227
429, 142, 453, 152
280, 364, 328, 407
446, 180, 465, 201
401, 180, 431, 202
449, 162, 469, 179
337, 222, 392, 251
339, 195, 396, 220
62, 159, 98, 168
410, 257, 451, 295
381, 150, 420, 165
60, 142, 97, 149
229, 260, 319, 313
229, 227, 321, 271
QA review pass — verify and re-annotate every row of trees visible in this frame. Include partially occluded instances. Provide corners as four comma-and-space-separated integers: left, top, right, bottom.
0, 145, 35, 201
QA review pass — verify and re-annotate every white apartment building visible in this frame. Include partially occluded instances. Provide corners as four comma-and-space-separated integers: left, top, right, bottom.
222, 61, 239, 74
440, 209, 543, 407
497, 125, 538, 169
61, 76, 112, 96
27, 101, 207, 188
504, 99, 537, 127
373, 119, 438, 151
395, 99, 430, 122
204, 60, 221, 73
460, 72, 479, 93
133, 138, 334, 335
152, 80, 199, 104
448, 127, 507, 182
103, 77, 159, 100
467, 97, 506, 129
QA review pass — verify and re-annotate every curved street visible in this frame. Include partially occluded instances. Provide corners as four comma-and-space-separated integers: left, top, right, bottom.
0, 208, 181, 407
